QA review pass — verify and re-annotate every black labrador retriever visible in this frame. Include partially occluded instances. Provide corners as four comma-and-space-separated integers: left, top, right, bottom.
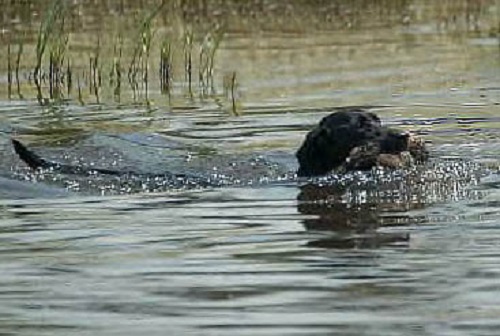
12, 109, 428, 178
296, 109, 428, 176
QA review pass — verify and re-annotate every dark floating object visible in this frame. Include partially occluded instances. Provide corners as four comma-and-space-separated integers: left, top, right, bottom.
296, 109, 429, 177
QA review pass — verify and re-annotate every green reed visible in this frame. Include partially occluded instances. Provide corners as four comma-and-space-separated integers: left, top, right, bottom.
128, 1, 166, 101
34, 0, 65, 80
18, 0, 229, 107
223, 71, 240, 116
159, 38, 172, 95
183, 28, 194, 96
199, 27, 224, 95
109, 35, 123, 101
7, 43, 12, 99
89, 38, 102, 103
77, 74, 84, 105
48, 28, 68, 100
33, 0, 68, 104
66, 59, 72, 96
16, 42, 24, 99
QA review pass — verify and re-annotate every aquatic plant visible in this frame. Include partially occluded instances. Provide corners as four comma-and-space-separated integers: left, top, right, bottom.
223, 71, 241, 116
199, 26, 225, 96
77, 73, 84, 105
109, 35, 123, 101
183, 28, 194, 97
89, 38, 102, 103
48, 26, 68, 100
6, 40, 23, 99
159, 38, 172, 95
11, 0, 229, 108
15, 42, 24, 99
33, 0, 68, 103
66, 59, 72, 97
128, 1, 166, 102
7, 43, 12, 99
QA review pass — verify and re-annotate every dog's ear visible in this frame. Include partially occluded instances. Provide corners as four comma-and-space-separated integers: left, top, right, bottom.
296, 127, 335, 177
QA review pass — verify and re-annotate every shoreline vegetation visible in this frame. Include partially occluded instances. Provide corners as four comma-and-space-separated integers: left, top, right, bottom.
2, 0, 238, 113
0, 0, 498, 110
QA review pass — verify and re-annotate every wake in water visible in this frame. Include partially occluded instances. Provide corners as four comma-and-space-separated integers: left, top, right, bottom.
10, 138, 294, 194
10, 137, 494, 205
8, 108, 498, 202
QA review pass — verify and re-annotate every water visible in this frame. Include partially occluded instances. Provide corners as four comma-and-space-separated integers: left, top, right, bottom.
1, 1, 500, 335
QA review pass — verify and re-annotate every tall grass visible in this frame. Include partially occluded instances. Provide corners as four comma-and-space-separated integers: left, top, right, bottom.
89, 38, 102, 103
159, 39, 172, 95
14, 0, 232, 109
7, 43, 12, 99
48, 26, 68, 100
223, 71, 240, 116
199, 26, 224, 95
33, 0, 68, 104
66, 59, 72, 97
109, 35, 123, 101
127, 1, 166, 102
183, 28, 194, 97
16, 42, 24, 99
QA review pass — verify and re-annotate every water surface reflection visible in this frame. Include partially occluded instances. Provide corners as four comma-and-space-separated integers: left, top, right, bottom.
0, 183, 499, 335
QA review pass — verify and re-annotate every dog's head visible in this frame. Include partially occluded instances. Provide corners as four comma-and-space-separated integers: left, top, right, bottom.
296, 110, 383, 177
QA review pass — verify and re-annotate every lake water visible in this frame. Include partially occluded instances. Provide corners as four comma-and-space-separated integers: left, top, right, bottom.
1, 1, 500, 335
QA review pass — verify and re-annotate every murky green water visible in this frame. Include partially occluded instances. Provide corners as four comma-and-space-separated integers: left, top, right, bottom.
1, 1, 500, 335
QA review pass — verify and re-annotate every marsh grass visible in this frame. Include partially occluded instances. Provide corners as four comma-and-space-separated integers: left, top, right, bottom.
199, 26, 224, 97
32, 0, 68, 104
109, 35, 123, 102
7, 43, 12, 99
127, 1, 166, 103
66, 59, 72, 97
77, 74, 84, 105
5, 40, 24, 99
89, 38, 102, 103
223, 71, 241, 116
159, 39, 172, 95
48, 29, 68, 100
15, 42, 24, 99
11, 0, 235, 111
183, 28, 194, 97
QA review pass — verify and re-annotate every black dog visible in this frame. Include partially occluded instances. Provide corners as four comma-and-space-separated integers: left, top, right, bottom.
12, 109, 428, 178
296, 109, 428, 176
